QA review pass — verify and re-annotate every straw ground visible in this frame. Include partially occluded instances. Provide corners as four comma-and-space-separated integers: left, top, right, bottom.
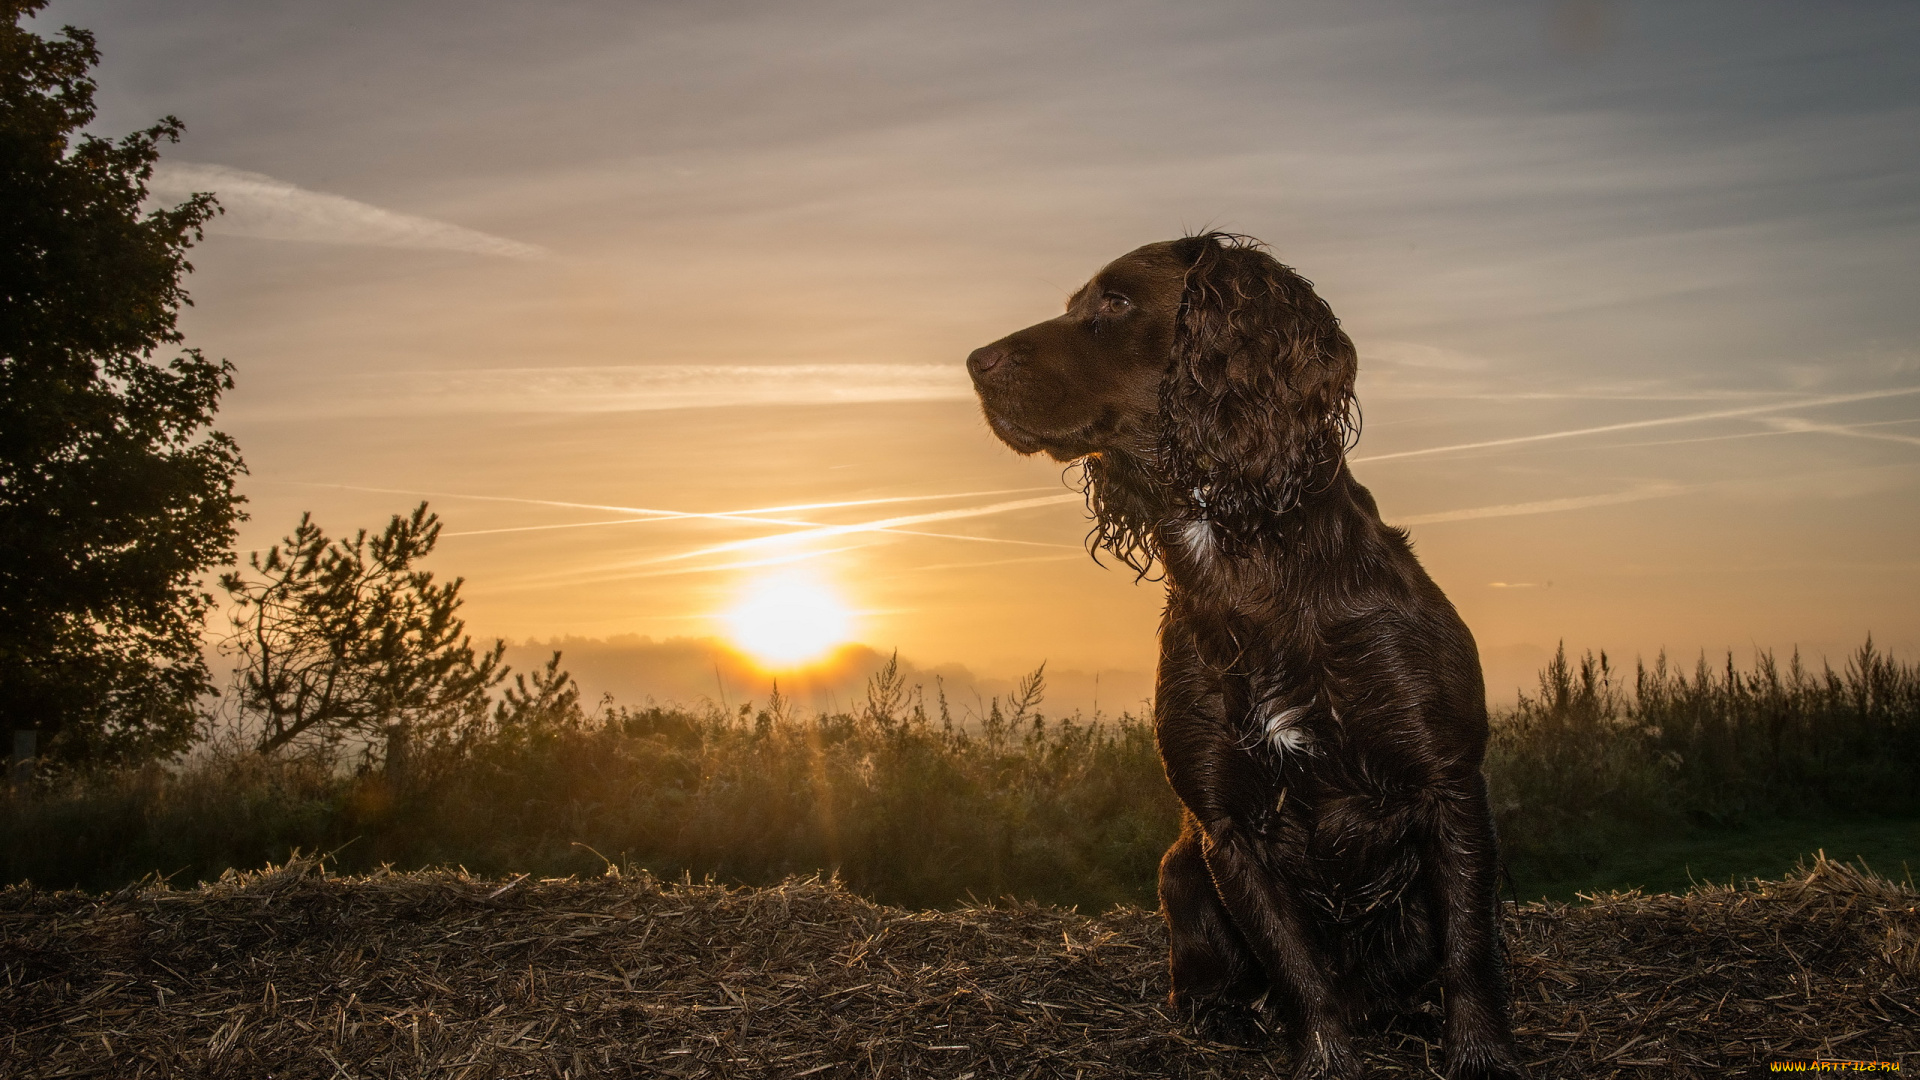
2, 854, 1914, 1078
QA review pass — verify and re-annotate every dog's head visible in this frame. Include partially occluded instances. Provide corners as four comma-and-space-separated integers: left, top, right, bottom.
966, 233, 1357, 568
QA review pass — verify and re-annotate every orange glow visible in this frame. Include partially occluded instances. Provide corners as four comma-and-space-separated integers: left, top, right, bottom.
722, 572, 854, 668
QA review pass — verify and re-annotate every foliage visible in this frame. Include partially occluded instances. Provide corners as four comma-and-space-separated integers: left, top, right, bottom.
1486, 638, 1920, 891
0, 1, 243, 765
218, 503, 505, 763
491, 649, 589, 735
2, 643, 1914, 908
2, 664, 1180, 909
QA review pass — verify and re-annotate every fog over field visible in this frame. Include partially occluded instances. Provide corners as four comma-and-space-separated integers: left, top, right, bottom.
496, 637, 1153, 724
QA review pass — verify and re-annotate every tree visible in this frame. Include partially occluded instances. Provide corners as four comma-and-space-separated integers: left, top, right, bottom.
489, 650, 589, 743
0, 2, 244, 766
220, 503, 506, 769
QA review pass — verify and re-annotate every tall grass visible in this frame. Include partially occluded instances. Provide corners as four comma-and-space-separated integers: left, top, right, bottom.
4, 643, 1915, 907
1486, 638, 1920, 888
2, 661, 1179, 909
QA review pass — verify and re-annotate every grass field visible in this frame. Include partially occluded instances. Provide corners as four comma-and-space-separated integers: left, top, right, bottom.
1509, 814, 1920, 900
3, 641, 1915, 908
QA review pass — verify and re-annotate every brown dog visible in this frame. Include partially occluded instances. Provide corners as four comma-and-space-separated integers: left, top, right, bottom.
966, 234, 1524, 1080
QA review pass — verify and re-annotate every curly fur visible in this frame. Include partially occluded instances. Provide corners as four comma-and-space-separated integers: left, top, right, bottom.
1157, 233, 1359, 554
1069, 234, 1360, 572
1075, 452, 1166, 578
964, 235, 1525, 1080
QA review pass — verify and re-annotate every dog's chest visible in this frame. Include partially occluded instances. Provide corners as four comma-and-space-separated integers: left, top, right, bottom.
1214, 655, 1332, 770
1163, 517, 1262, 593
1237, 691, 1317, 766
1264, 785, 1428, 924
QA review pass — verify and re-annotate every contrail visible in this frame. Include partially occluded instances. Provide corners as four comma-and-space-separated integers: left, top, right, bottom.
877, 553, 1084, 575
1762, 417, 1920, 448
443, 517, 1061, 544
510, 499, 1089, 588
446, 517, 721, 538
283, 481, 1059, 544
285, 481, 845, 533
1508, 415, 1920, 455
291, 480, 1053, 520
1363, 387, 1809, 404
613, 493, 1085, 569
437, 485, 1059, 536
1397, 484, 1690, 526
149, 162, 548, 259
1352, 386, 1920, 465
1395, 440, 1920, 527
306, 364, 975, 417
486, 545, 871, 591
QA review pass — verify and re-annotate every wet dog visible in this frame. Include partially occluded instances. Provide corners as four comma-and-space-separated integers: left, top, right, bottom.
966, 234, 1524, 1080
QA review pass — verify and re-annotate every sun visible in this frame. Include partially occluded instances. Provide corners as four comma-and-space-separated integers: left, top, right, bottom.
723, 572, 853, 667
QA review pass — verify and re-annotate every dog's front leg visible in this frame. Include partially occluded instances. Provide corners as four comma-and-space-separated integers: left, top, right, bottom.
1425, 774, 1526, 1080
1197, 816, 1363, 1080
1157, 629, 1361, 1080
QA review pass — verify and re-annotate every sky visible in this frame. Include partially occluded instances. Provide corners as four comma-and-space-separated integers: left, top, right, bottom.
36, 0, 1920, 710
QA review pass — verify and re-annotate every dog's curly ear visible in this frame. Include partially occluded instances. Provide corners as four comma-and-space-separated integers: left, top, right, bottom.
1160, 233, 1358, 551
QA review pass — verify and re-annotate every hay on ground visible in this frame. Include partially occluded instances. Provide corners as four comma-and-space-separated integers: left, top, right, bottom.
1, 854, 1913, 1078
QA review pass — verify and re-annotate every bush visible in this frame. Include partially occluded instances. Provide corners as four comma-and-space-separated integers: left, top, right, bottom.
1487, 639, 1920, 885
5, 642, 1915, 907
2, 662, 1180, 910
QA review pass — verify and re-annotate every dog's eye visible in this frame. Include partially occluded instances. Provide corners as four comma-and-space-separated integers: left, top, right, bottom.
1097, 293, 1132, 315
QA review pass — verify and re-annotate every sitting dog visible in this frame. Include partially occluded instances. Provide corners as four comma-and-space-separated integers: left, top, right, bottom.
965, 234, 1525, 1080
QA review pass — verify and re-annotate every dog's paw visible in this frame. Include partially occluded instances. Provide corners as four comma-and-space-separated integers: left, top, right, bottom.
1200, 1006, 1272, 1048
1367, 1002, 1442, 1040
1287, 1032, 1365, 1080
1173, 997, 1271, 1047
1444, 1039, 1528, 1080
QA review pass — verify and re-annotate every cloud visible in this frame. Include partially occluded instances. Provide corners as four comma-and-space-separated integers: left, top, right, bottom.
148, 162, 548, 259
285, 482, 1067, 552
242, 364, 977, 418
1761, 417, 1920, 448
500, 492, 1087, 590
1365, 341, 1492, 372
435, 487, 1060, 537
1398, 484, 1689, 526
602, 493, 1086, 572
1354, 387, 1920, 465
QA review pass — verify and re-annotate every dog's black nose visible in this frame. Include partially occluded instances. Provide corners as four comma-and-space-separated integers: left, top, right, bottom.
966, 345, 1007, 378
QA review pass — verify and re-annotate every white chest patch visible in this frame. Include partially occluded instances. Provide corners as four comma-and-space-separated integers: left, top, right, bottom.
1177, 518, 1216, 565
1262, 704, 1312, 757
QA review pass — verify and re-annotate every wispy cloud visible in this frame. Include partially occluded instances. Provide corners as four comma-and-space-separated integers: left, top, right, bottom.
1762, 417, 1920, 448
557, 545, 870, 585
149, 162, 548, 259
1354, 387, 1920, 465
1398, 484, 1690, 526
282, 481, 1064, 548
636, 493, 1085, 565
426, 486, 1058, 536
299, 480, 1047, 519
526, 493, 1086, 587
1359, 384, 1818, 404
1487, 416, 1920, 455
881, 553, 1084, 576
488, 493, 1089, 590
240, 364, 975, 418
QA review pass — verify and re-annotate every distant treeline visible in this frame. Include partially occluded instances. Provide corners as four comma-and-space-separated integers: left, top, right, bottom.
4, 642, 1916, 909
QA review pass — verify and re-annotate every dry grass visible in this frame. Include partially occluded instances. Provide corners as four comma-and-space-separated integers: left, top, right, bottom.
1, 855, 1914, 1079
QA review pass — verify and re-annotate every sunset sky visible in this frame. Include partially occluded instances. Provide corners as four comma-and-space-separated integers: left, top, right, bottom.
42, 0, 1920, 710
